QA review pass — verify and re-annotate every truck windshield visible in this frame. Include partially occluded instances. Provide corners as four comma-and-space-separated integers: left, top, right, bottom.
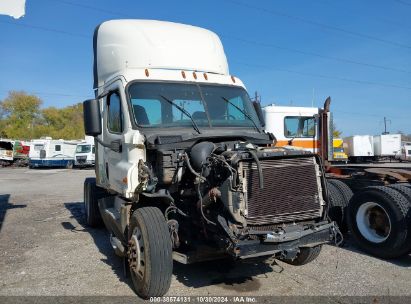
76, 145, 91, 153
128, 82, 261, 130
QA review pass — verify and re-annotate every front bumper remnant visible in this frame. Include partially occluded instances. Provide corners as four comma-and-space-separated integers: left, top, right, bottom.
232, 222, 338, 259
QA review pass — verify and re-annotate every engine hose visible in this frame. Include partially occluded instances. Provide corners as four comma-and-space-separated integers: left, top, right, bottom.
183, 153, 206, 182
197, 182, 216, 226
249, 150, 264, 189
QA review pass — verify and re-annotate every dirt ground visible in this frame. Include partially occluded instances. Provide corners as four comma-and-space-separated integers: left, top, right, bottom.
1, 167, 410, 297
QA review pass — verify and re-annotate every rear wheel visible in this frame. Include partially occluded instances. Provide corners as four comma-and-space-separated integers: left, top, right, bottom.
327, 182, 346, 231
83, 177, 105, 227
280, 246, 322, 266
327, 179, 353, 232
388, 184, 411, 202
347, 186, 411, 259
128, 207, 172, 299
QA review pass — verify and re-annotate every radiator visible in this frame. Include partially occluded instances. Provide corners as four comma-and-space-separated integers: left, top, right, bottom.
242, 156, 323, 225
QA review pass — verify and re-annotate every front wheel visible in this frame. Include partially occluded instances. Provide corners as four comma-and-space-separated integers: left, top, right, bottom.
279, 245, 322, 266
83, 177, 105, 227
128, 207, 172, 299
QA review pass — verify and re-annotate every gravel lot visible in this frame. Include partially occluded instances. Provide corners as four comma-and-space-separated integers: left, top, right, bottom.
1, 167, 410, 297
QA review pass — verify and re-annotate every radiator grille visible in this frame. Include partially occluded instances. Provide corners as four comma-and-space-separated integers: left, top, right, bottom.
243, 156, 322, 225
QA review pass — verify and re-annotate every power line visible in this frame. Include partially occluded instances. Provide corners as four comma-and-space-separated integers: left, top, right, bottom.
393, 0, 411, 7
232, 60, 411, 90
27, 1, 411, 74
0, 20, 89, 39
221, 34, 411, 74
226, 0, 411, 50
45, 0, 134, 18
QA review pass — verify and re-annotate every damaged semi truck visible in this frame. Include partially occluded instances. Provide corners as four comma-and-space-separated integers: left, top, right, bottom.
83, 20, 340, 298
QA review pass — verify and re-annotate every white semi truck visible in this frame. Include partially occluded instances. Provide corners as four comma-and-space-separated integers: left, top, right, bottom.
74, 136, 95, 167
82, 20, 339, 298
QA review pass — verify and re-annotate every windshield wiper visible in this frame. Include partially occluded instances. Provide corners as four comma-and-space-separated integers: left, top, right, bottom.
221, 97, 261, 133
159, 95, 201, 134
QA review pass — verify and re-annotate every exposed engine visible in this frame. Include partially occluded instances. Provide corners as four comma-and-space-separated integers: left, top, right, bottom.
138, 139, 333, 259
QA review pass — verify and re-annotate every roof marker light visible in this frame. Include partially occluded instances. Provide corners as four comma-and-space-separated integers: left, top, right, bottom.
181, 71, 186, 79
231, 76, 236, 83
203, 73, 208, 80
193, 72, 197, 80
145, 69, 149, 77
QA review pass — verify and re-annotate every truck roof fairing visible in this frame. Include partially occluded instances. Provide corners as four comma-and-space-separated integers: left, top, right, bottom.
93, 19, 229, 89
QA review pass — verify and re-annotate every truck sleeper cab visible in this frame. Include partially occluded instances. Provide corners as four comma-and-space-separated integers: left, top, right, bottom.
83, 19, 338, 299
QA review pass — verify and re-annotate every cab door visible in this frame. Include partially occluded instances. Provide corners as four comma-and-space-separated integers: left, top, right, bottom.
100, 81, 127, 193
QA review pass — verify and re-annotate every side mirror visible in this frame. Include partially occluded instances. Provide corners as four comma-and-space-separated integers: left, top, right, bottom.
83, 99, 102, 136
252, 101, 265, 127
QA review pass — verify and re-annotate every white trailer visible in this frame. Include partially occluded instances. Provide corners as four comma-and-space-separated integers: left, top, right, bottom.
28, 137, 80, 168
373, 134, 401, 158
74, 136, 95, 167
344, 135, 374, 162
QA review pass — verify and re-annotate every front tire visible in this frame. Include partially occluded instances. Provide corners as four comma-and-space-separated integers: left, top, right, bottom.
83, 177, 105, 227
280, 245, 322, 266
347, 186, 411, 259
128, 207, 172, 299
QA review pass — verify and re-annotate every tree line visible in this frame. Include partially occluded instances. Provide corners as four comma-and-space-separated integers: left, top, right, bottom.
0, 91, 85, 140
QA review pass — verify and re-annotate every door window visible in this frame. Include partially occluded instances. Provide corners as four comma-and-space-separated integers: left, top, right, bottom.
107, 92, 123, 133
284, 116, 316, 138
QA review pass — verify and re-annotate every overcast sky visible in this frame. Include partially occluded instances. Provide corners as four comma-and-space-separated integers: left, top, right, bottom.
0, 0, 410, 136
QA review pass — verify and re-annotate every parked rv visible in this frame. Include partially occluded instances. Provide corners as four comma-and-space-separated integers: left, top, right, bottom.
29, 137, 79, 168
75, 137, 95, 167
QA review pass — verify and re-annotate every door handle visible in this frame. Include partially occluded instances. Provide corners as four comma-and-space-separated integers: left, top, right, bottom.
110, 140, 122, 153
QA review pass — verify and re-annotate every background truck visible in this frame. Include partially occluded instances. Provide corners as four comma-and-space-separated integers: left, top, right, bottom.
74, 136, 95, 167
396, 142, 411, 162
28, 137, 79, 168
373, 134, 402, 160
262, 103, 411, 259
332, 138, 348, 163
0, 139, 30, 167
344, 135, 374, 162
82, 19, 338, 299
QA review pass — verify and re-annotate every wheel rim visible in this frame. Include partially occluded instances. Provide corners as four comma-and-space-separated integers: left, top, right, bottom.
128, 226, 146, 281
356, 201, 391, 243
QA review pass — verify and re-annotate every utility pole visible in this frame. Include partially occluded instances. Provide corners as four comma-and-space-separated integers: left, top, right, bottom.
383, 117, 391, 135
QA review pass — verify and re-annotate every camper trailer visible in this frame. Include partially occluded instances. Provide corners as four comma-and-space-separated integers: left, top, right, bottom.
28, 137, 79, 168
74, 136, 95, 167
